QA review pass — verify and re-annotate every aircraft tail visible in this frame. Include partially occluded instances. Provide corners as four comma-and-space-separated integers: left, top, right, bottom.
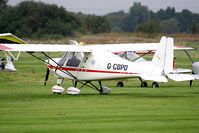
152, 36, 174, 75
0, 33, 26, 61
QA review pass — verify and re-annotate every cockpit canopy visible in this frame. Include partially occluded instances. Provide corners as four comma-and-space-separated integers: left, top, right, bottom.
58, 52, 83, 67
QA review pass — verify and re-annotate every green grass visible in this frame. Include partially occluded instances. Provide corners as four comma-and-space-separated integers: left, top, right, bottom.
0, 79, 199, 133
0, 40, 199, 133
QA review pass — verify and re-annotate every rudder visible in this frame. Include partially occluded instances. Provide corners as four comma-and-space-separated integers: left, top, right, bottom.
152, 36, 174, 75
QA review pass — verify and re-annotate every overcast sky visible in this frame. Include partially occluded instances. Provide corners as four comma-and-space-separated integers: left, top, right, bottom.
8, 0, 199, 15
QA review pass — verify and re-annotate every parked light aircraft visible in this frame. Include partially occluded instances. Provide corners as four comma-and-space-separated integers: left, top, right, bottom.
0, 33, 25, 71
0, 33, 198, 94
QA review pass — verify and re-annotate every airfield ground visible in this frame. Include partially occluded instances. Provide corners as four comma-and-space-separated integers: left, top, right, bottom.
0, 33, 199, 133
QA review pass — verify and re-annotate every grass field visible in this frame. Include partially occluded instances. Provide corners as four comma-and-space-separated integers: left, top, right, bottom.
0, 34, 199, 133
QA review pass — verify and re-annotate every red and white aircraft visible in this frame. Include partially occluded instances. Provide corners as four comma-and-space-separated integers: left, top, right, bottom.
0, 33, 198, 94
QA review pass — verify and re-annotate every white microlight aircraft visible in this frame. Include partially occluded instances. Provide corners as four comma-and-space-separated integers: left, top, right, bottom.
0, 33, 198, 95
0, 33, 25, 71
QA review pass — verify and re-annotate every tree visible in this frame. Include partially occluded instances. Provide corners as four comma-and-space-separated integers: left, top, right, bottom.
0, 0, 7, 13
84, 15, 110, 34
136, 20, 161, 34
156, 7, 176, 20
0, 0, 7, 8
0, 1, 82, 38
176, 9, 194, 32
106, 11, 127, 32
160, 18, 179, 34
191, 23, 199, 34
122, 2, 150, 32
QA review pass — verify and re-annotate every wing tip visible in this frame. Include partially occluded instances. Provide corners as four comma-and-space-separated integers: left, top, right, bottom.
0, 44, 12, 50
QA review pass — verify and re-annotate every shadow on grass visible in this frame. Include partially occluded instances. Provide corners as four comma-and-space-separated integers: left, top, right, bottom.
80, 92, 189, 98
7, 92, 190, 101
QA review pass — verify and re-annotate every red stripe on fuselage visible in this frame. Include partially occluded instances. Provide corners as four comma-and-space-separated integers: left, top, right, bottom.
48, 65, 139, 75
0, 44, 12, 50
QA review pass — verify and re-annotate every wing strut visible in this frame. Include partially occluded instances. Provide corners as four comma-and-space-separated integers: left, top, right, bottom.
41, 52, 78, 80
184, 50, 195, 87
27, 52, 99, 90
184, 50, 193, 63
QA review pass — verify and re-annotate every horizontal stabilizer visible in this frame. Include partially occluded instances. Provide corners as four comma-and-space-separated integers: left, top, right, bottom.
141, 75, 168, 82
168, 74, 199, 81
170, 68, 192, 74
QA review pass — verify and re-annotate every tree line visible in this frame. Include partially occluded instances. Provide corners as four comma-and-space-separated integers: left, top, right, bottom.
0, 0, 110, 39
0, 1, 199, 39
106, 2, 199, 34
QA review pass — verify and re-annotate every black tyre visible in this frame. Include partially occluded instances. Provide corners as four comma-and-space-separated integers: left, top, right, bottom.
141, 82, 148, 87
152, 82, 159, 88
117, 82, 124, 87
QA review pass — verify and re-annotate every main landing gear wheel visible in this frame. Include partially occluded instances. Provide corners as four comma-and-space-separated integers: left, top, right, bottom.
117, 82, 124, 87
141, 82, 148, 87
152, 82, 159, 88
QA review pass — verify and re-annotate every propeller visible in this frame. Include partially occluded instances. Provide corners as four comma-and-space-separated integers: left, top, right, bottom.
44, 68, 50, 86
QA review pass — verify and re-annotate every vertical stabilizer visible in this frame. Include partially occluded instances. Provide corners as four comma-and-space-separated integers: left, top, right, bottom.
164, 37, 174, 74
152, 36, 174, 75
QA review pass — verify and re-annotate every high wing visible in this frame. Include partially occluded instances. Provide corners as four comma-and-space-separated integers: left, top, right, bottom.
0, 44, 92, 52
0, 43, 193, 53
0, 43, 161, 53
0, 35, 193, 53
87, 43, 193, 52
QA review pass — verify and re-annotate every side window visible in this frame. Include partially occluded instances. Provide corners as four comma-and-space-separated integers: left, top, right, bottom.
58, 53, 68, 66
58, 52, 84, 67
66, 55, 81, 67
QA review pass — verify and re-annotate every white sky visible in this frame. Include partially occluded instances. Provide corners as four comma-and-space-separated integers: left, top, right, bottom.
8, 0, 199, 15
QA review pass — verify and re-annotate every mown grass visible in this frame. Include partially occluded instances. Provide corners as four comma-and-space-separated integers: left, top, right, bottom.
0, 78, 199, 133
0, 34, 199, 133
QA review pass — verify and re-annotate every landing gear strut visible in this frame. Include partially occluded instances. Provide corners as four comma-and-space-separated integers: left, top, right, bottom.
139, 78, 148, 87
75, 81, 111, 94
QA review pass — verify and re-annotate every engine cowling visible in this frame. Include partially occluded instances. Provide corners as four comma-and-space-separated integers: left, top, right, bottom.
192, 62, 199, 74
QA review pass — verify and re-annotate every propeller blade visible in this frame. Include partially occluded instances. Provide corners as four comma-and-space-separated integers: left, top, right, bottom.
44, 68, 50, 86
190, 80, 193, 87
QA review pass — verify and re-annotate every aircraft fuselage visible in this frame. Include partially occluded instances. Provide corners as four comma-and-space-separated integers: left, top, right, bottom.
47, 51, 162, 81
